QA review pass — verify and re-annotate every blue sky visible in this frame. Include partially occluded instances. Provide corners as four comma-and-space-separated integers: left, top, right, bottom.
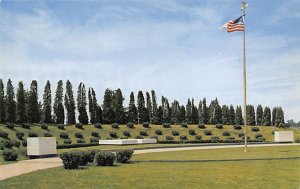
1, 0, 300, 121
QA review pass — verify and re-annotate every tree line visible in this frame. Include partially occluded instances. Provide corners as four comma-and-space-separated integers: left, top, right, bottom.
0, 79, 285, 127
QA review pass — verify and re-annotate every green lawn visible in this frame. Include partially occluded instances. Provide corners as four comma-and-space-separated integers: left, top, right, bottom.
1, 146, 299, 189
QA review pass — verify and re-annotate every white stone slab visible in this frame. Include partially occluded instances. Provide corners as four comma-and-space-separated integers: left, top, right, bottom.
27, 137, 57, 156
136, 139, 157, 144
274, 131, 294, 142
99, 139, 138, 145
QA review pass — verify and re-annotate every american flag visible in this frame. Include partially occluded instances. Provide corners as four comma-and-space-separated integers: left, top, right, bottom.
221, 16, 244, 32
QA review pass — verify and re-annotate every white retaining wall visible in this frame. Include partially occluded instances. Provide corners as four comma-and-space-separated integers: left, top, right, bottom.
27, 137, 57, 156
274, 131, 294, 142
99, 139, 157, 145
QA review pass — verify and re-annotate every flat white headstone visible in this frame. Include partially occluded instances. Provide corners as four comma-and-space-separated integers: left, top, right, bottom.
274, 131, 294, 142
27, 137, 57, 156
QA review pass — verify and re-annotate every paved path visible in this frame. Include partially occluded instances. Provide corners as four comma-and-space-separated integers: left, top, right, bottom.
0, 143, 299, 181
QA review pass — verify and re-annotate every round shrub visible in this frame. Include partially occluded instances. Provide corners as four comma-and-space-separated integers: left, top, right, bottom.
80, 151, 93, 166
94, 123, 102, 129
198, 123, 206, 129
22, 140, 27, 147
211, 136, 219, 140
12, 140, 21, 148
140, 131, 148, 136
189, 129, 196, 135
41, 123, 48, 130
215, 124, 223, 129
111, 123, 119, 129
75, 123, 83, 129
60, 132, 69, 139
238, 133, 244, 138
110, 132, 117, 138
116, 149, 134, 163
0, 141, 3, 150
155, 129, 163, 135
123, 131, 131, 137
163, 123, 171, 128
0, 130, 9, 138
295, 138, 300, 143
77, 139, 86, 144
251, 127, 260, 132
222, 131, 230, 136
90, 138, 99, 143
126, 122, 134, 128
44, 132, 52, 137
3, 149, 18, 161
28, 131, 38, 137
234, 125, 242, 130
16, 131, 24, 140
4, 140, 14, 148
95, 151, 115, 166
59, 151, 82, 169
91, 131, 99, 138
64, 139, 72, 144
181, 122, 188, 128
6, 123, 14, 129
142, 122, 150, 128
58, 124, 65, 130
172, 131, 179, 136
136, 135, 144, 139
166, 136, 174, 140
75, 132, 84, 139
195, 135, 202, 140
180, 135, 187, 140
204, 130, 212, 136
227, 137, 235, 140
21, 123, 30, 129
255, 133, 263, 139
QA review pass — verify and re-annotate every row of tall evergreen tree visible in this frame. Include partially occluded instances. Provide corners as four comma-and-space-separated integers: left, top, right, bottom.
0, 79, 285, 127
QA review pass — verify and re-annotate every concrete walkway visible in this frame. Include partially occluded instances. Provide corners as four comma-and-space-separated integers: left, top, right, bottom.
0, 143, 299, 181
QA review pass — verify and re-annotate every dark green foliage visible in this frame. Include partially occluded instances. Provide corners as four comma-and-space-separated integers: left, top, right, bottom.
126, 122, 134, 128
4, 140, 14, 148
65, 80, 76, 124
90, 138, 99, 143
59, 151, 82, 169
111, 123, 119, 129
142, 122, 150, 128
188, 129, 196, 135
233, 125, 242, 130
41, 123, 48, 130
180, 135, 187, 140
75, 123, 83, 129
170, 100, 181, 125
151, 90, 159, 124
102, 89, 114, 124
44, 132, 52, 137
255, 133, 263, 139
275, 107, 284, 127
140, 131, 148, 136
136, 135, 144, 139
0, 130, 9, 138
221, 105, 230, 125
145, 92, 152, 123
262, 106, 271, 126
166, 136, 174, 140
247, 105, 256, 126
3, 149, 18, 161
227, 137, 235, 140
123, 131, 131, 137
95, 151, 115, 166
215, 124, 223, 129
202, 98, 209, 124
251, 127, 260, 132
94, 123, 102, 129
195, 135, 202, 140
77, 139, 86, 144
162, 123, 171, 128
60, 132, 69, 139
198, 123, 206, 129
113, 89, 125, 124
185, 99, 192, 123
155, 129, 163, 135
75, 132, 83, 139
6, 79, 16, 123
208, 98, 221, 124
190, 99, 198, 124
204, 130, 212, 136
235, 106, 244, 125
28, 80, 40, 123
256, 105, 263, 125
22, 140, 27, 146
16, 131, 24, 140
116, 149, 134, 163
58, 124, 65, 130
110, 132, 117, 138
21, 123, 30, 129
12, 140, 21, 148
88, 88, 102, 124
42, 80, 52, 124
6, 123, 14, 129
128, 92, 138, 124
172, 130, 179, 136
198, 100, 204, 125
0, 79, 5, 123
16, 81, 27, 123
229, 105, 235, 125
77, 83, 89, 124
272, 107, 277, 126
28, 131, 38, 137
64, 139, 72, 144
211, 136, 219, 140
179, 105, 186, 124
222, 131, 230, 136
238, 133, 244, 138
91, 131, 99, 138
181, 122, 188, 128
137, 91, 148, 123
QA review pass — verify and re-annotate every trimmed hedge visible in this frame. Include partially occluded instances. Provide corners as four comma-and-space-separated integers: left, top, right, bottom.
166, 136, 174, 140
28, 131, 38, 137
142, 122, 150, 128
140, 131, 148, 136
41, 123, 48, 130
189, 129, 196, 135
215, 124, 223, 129
111, 123, 119, 129
255, 133, 263, 138
77, 139, 86, 144
12, 140, 21, 148
22, 140, 27, 147
155, 129, 163, 135
89, 138, 99, 143
4, 140, 14, 148
91, 131, 100, 138
58, 124, 65, 130
180, 135, 187, 140
59, 151, 82, 169
0, 130, 9, 138
198, 123, 206, 129
234, 125, 242, 130
64, 139, 72, 144
123, 131, 131, 137
116, 149, 134, 163
44, 132, 52, 137
181, 122, 188, 128
95, 151, 115, 166
222, 131, 230, 136
6, 123, 14, 129
251, 127, 260, 132
16, 131, 24, 140
60, 132, 69, 139
195, 135, 202, 140
57, 143, 98, 149
75, 123, 84, 129
3, 149, 18, 161
204, 130, 212, 136
163, 123, 171, 128
94, 123, 102, 129
75, 132, 84, 139
21, 123, 30, 129
136, 135, 144, 139
126, 122, 134, 128
110, 132, 117, 138
172, 131, 180, 136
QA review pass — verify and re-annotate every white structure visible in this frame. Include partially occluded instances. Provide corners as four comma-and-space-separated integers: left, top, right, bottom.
274, 131, 294, 142
27, 137, 57, 156
136, 139, 157, 144
99, 139, 138, 145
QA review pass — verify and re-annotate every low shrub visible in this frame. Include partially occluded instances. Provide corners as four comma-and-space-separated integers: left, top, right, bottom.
22, 140, 27, 147
256, 137, 265, 142
142, 122, 150, 128
295, 138, 300, 143
16, 131, 24, 140
234, 125, 242, 130
238, 133, 244, 138
255, 133, 263, 139
64, 139, 72, 144
6, 123, 14, 129
155, 129, 163, 135
110, 132, 117, 138
251, 127, 260, 132
181, 122, 188, 128
0, 130, 9, 138
222, 131, 230, 136
126, 122, 134, 128
44, 132, 52, 137
91, 131, 99, 138
123, 131, 131, 137
28, 131, 38, 137
140, 131, 148, 136
77, 139, 86, 144
204, 130, 212, 136
195, 135, 202, 140
4, 140, 14, 148
57, 143, 98, 149
59, 151, 82, 169
58, 124, 65, 130
94, 123, 102, 129
75, 123, 83, 129
189, 129, 196, 135
211, 136, 219, 140
111, 123, 119, 129
172, 131, 179, 136
163, 123, 171, 128
0, 141, 4, 150
116, 149, 134, 163
41, 123, 48, 130
166, 136, 174, 140
12, 140, 21, 148
75, 132, 84, 139
216, 124, 223, 129
198, 123, 206, 129
95, 151, 115, 166
136, 135, 144, 139
60, 132, 69, 139
3, 149, 18, 161
21, 123, 30, 129
180, 135, 187, 140
227, 137, 235, 140
90, 138, 99, 143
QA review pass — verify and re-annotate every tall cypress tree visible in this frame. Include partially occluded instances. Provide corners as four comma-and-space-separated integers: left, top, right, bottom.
180, 105, 186, 123
171, 100, 180, 124
256, 104, 263, 126
102, 88, 114, 124
151, 90, 158, 124
272, 107, 277, 126
247, 105, 256, 126
16, 81, 27, 123
146, 92, 152, 123
209, 98, 221, 124
191, 98, 198, 124
88, 88, 95, 124
137, 91, 147, 123
262, 106, 271, 126
6, 79, 16, 123
185, 99, 192, 123
128, 92, 137, 123
91, 88, 101, 123
235, 106, 243, 125
202, 98, 208, 124
229, 105, 235, 125
198, 100, 204, 124
64, 80, 76, 124
77, 83, 88, 124
113, 89, 124, 124
162, 96, 170, 123
0, 79, 5, 123
54, 80, 64, 124
42, 80, 52, 123
221, 105, 229, 125
275, 106, 284, 127
28, 80, 39, 123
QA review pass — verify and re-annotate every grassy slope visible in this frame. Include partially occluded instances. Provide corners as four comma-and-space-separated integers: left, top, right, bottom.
0, 146, 299, 189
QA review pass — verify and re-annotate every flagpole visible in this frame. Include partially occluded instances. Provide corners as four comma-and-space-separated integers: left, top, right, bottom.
242, 3, 247, 152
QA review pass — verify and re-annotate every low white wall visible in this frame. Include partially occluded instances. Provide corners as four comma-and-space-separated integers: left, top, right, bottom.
27, 137, 57, 156
136, 139, 157, 144
274, 131, 294, 142
99, 139, 138, 145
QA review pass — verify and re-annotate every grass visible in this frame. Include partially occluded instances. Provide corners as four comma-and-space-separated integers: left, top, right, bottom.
0, 146, 299, 189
